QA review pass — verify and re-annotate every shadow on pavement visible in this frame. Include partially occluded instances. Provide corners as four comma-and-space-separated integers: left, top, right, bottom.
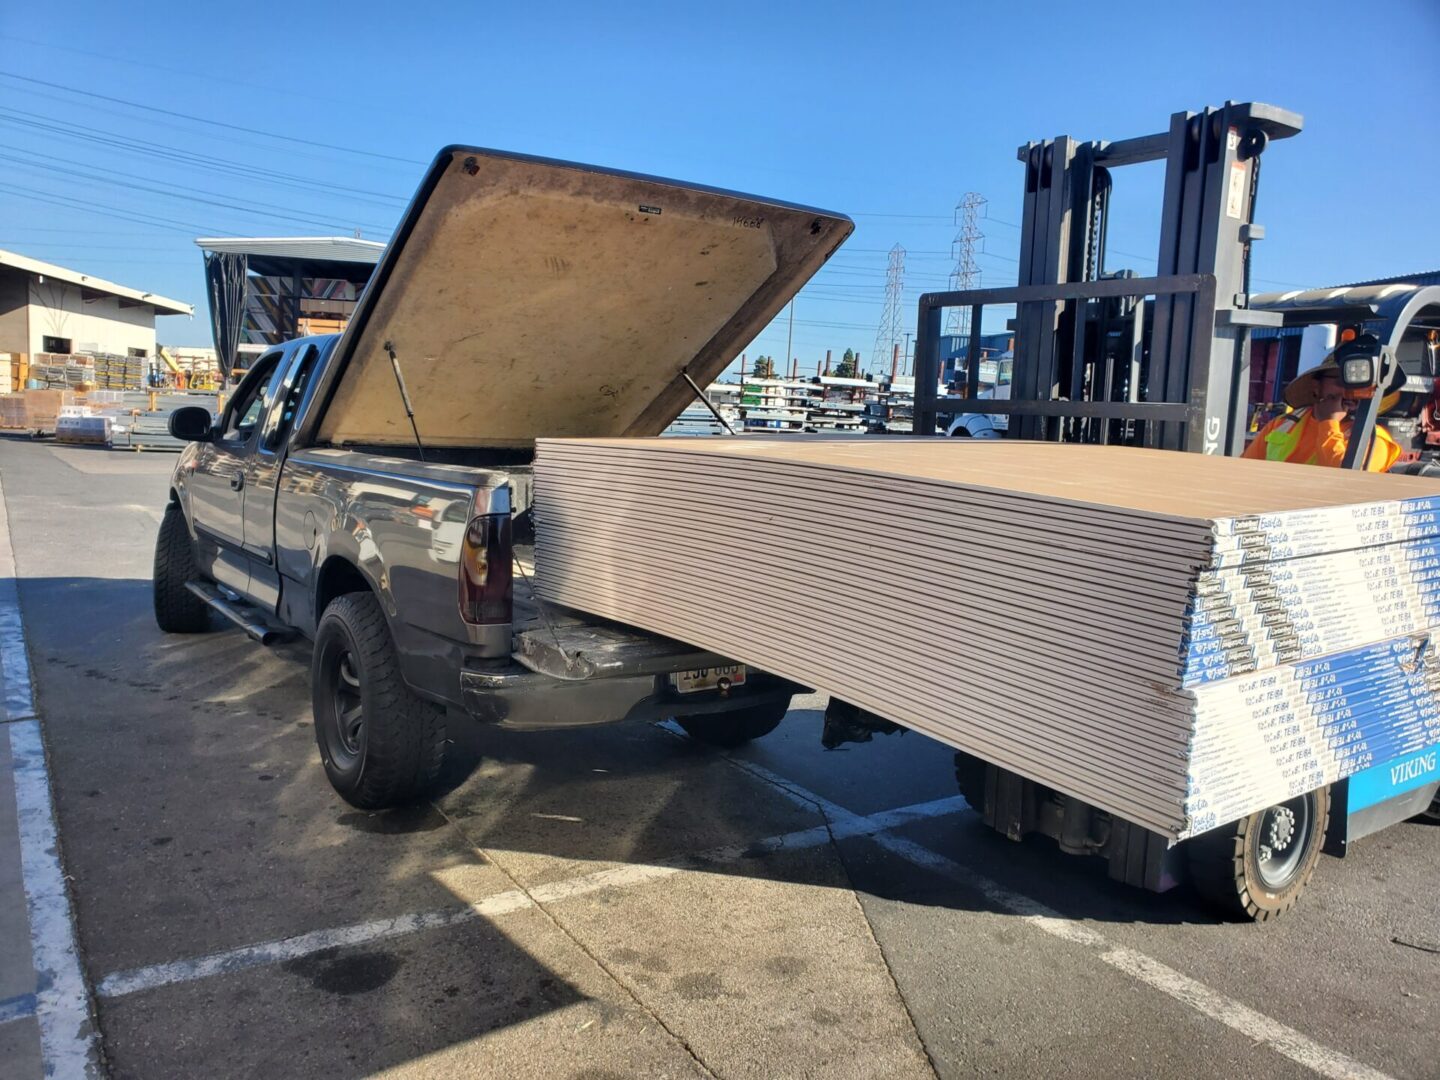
23, 575, 1235, 1071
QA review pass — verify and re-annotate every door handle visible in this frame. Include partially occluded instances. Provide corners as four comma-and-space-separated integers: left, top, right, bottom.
230, 471, 245, 491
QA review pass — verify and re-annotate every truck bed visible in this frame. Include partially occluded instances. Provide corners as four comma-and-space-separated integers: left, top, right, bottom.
512, 543, 732, 681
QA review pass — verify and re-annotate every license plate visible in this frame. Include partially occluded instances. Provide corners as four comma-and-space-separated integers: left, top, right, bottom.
670, 665, 746, 694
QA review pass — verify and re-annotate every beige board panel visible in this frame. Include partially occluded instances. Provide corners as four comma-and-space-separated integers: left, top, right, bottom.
533, 502, 1196, 681
533, 558, 1192, 833
535, 457, 1213, 597
541, 436, 1440, 520
533, 550, 1200, 781
544, 443, 1218, 552
534, 532, 1197, 722
317, 153, 850, 448
533, 466, 1209, 640
537, 456, 1213, 581
531, 438, 1440, 835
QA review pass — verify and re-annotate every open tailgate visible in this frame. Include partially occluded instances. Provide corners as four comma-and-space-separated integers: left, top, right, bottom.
302, 146, 853, 449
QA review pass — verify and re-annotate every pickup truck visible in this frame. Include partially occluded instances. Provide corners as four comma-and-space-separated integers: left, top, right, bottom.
153, 146, 853, 809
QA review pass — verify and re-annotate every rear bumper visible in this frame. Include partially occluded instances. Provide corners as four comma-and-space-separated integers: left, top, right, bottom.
460, 664, 803, 731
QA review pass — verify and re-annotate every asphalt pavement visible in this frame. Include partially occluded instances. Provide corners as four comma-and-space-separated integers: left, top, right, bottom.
0, 438, 1435, 1079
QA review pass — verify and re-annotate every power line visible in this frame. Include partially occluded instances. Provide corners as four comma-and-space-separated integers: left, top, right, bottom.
0, 33, 358, 108
0, 70, 423, 165
0, 107, 410, 206
0, 181, 234, 235
0, 147, 393, 233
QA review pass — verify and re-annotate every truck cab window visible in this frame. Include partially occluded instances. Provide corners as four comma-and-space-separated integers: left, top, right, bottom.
263, 346, 318, 451
221, 354, 281, 443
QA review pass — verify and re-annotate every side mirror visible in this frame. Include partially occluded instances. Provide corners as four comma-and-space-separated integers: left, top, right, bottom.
168, 406, 214, 442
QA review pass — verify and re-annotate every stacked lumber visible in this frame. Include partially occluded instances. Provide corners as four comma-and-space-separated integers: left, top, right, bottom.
90, 353, 146, 389
0, 354, 28, 393
532, 437, 1440, 839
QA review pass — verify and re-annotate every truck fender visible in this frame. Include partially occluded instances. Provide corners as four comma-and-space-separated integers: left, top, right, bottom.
167, 486, 198, 539
311, 527, 395, 629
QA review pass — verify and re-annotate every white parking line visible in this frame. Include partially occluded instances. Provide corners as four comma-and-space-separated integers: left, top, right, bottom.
0, 993, 36, 1026
95, 794, 966, 999
8, 722, 104, 1077
0, 475, 103, 1078
710, 753, 1394, 1080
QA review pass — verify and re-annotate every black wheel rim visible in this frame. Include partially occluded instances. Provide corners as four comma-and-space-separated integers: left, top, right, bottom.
1253, 795, 1311, 889
321, 644, 365, 769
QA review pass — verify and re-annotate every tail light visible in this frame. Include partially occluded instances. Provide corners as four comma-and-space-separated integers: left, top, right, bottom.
459, 513, 513, 624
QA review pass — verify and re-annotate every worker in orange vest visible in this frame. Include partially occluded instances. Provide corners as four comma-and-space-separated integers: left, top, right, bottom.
1244, 345, 1402, 472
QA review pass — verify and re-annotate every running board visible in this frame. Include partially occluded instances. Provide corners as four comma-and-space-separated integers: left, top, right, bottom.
184, 581, 297, 645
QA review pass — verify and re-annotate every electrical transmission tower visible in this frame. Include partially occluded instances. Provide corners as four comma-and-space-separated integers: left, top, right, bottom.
872, 243, 906, 375
945, 193, 987, 338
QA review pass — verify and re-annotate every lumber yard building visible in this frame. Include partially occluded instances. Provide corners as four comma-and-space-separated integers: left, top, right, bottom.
195, 236, 383, 377
0, 248, 192, 361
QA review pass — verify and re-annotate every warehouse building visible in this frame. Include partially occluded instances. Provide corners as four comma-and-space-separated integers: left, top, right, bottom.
0, 248, 192, 360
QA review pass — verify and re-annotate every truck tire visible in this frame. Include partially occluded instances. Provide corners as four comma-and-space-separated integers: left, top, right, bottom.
153, 502, 210, 633
1186, 787, 1330, 922
312, 592, 447, 810
676, 698, 789, 748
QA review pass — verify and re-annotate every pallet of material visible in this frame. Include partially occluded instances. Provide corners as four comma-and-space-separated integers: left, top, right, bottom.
0, 389, 76, 432
0, 395, 26, 430
55, 414, 112, 446
532, 437, 1440, 840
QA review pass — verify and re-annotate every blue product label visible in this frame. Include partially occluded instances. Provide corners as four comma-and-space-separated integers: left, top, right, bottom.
1347, 744, 1440, 812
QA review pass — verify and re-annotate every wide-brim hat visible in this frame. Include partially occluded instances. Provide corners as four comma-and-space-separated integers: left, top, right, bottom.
1283, 344, 1406, 410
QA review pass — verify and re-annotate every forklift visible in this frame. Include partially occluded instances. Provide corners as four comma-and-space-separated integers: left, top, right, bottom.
865, 100, 1440, 918
1246, 284, 1440, 473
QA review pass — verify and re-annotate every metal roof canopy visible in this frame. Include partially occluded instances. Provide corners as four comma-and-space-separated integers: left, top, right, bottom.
194, 236, 384, 284
1249, 283, 1440, 340
0, 247, 192, 315
195, 237, 386, 376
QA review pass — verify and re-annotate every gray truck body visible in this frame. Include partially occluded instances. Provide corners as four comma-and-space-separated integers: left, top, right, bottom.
166, 146, 853, 732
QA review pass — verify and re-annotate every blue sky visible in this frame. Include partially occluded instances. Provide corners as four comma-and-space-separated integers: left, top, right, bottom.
1, 0, 1437, 373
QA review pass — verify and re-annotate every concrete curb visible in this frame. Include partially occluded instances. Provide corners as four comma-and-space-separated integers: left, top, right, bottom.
0, 471, 105, 1079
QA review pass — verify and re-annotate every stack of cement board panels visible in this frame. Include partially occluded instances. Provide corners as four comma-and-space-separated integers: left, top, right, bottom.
532, 437, 1440, 840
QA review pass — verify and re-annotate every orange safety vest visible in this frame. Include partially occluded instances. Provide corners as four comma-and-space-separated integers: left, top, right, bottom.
1243, 408, 1401, 472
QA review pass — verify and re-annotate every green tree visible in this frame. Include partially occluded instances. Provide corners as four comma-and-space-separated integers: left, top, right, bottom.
835, 347, 857, 379
751, 355, 776, 379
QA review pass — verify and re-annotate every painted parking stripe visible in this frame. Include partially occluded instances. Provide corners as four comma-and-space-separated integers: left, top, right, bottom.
0, 478, 33, 715
95, 794, 966, 1000
0, 474, 104, 1078
0, 992, 36, 1026
713, 753, 1394, 1080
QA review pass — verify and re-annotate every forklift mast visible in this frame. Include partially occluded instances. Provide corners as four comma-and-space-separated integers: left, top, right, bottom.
915, 101, 1305, 458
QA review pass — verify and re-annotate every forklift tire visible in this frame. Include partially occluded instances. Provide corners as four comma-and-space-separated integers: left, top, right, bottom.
1186, 786, 1330, 922
1419, 792, 1440, 824
152, 502, 210, 633
312, 591, 447, 810
676, 699, 789, 748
